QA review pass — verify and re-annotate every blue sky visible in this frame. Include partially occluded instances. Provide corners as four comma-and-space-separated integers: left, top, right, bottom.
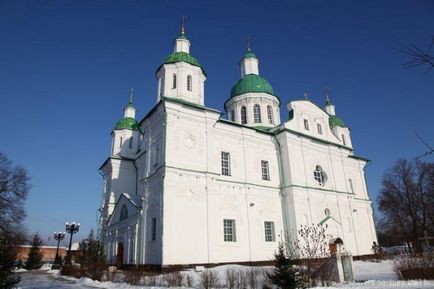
0, 0, 433, 245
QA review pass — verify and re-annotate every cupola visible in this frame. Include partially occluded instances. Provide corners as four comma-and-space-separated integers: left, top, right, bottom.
155, 18, 206, 105
225, 42, 280, 129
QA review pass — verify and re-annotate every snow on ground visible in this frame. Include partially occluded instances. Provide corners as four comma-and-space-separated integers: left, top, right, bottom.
16, 260, 434, 289
353, 260, 398, 281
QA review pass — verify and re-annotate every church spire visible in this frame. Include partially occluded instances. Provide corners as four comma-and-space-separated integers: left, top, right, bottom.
124, 88, 136, 118
240, 36, 259, 77
323, 87, 336, 116
128, 88, 134, 107
180, 16, 187, 36
174, 16, 190, 53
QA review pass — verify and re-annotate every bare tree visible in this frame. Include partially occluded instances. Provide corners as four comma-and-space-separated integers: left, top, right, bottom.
377, 159, 434, 255
398, 36, 434, 73
0, 152, 30, 288
293, 224, 332, 286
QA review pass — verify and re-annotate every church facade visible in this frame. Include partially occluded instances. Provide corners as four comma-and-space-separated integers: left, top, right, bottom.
98, 27, 377, 267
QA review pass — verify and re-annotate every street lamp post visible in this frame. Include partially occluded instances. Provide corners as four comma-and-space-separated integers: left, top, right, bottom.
65, 222, 80, 265
53, 232, 65, 269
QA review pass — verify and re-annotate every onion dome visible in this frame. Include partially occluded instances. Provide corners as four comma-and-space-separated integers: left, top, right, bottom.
329, 115, 345, 128
230, 74, 275, 98
114, 117, 143, 133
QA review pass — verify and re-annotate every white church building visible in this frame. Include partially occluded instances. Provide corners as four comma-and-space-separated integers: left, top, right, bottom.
98, 26, 377, 267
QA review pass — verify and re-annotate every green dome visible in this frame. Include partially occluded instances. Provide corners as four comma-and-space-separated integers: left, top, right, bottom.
114, 117, 143, 133
243, 51, 256, 59
163, 51, 206, 76
230, 74, 275, 98
329, 115, 345, 128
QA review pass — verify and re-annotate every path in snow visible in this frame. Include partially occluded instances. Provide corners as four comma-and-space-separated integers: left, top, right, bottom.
16, 270, 101, 289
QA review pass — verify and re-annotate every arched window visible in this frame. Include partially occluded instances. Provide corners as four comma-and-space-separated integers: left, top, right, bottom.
120, 205, 128, 221
241, 106, 247, 124
313, 165, 327, 186
128, 137, 133, 149
228, 110, 235, 121
187, 75, 192, 91
253, 104, 261, 123
172, 74, 177, 89
119, 137, 123, 148
342, 134, 346, 145
267, 105, 273, 124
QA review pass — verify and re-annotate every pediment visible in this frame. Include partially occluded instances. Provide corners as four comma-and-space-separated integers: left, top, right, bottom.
106, 193, 141, 226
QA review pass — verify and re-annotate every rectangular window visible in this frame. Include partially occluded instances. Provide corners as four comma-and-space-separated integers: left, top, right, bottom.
153, 147, 159, 167
221, 152, 231, 176
304, 119, 309, 131
261, 160, 270, 180
119, 137, 123, 148
151, 218, 157, 241
317, 123, 322, 135
264, 221, 276, 242
342, 134, 346, 145
223, 219, 236, 242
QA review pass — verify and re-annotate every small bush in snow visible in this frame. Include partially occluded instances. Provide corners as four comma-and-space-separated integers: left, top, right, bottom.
145, 274, 158, 286
394, 256, 434, 280
185, 273, 194, 287
125, 268, 146, 285
225, 268, 237, 289
200, 270, 220, 289
235, 269, 247, 289
163, 271, 184, 287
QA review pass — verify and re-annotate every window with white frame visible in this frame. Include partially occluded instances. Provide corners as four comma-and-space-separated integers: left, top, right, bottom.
304, 119, 309, 130
264, 221, 276, 242
261, 160, 270, 180
253, 104, 261, 123
317, 123, 322, 135
172, 73, 177, 89
221, 152, 231, 176
129, 137, 133, 149
223, 219, 236, 242
313, 165, 327, 186
342, 134, 346, 145
241, 106, 247, 124
119, 137, 123, 148
187, 75, 192, 91
267, 105, 273, 124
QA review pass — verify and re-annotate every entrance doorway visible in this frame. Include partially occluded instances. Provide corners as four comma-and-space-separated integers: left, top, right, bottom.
116, 243, 124, 269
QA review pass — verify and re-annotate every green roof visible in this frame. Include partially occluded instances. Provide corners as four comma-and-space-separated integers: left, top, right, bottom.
329, 115, 345, 128
243, 51, 256, 59
114, 117, 143, 134
177, 33, 188, 40
230, 74, 275, 98
163, 51, 206, 76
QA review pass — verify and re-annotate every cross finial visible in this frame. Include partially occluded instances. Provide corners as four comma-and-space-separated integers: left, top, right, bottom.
246, 36, 251, 52
304, 92, 309, 100
180, 16, 187, 35
129, 88, 134, 104
324, 86, 332, 105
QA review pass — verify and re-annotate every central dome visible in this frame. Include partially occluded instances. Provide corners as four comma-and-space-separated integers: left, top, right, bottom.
230, 74, 275, 98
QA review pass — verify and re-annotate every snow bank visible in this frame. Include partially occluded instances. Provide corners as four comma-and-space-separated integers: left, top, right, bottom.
353, 260, 398, 281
